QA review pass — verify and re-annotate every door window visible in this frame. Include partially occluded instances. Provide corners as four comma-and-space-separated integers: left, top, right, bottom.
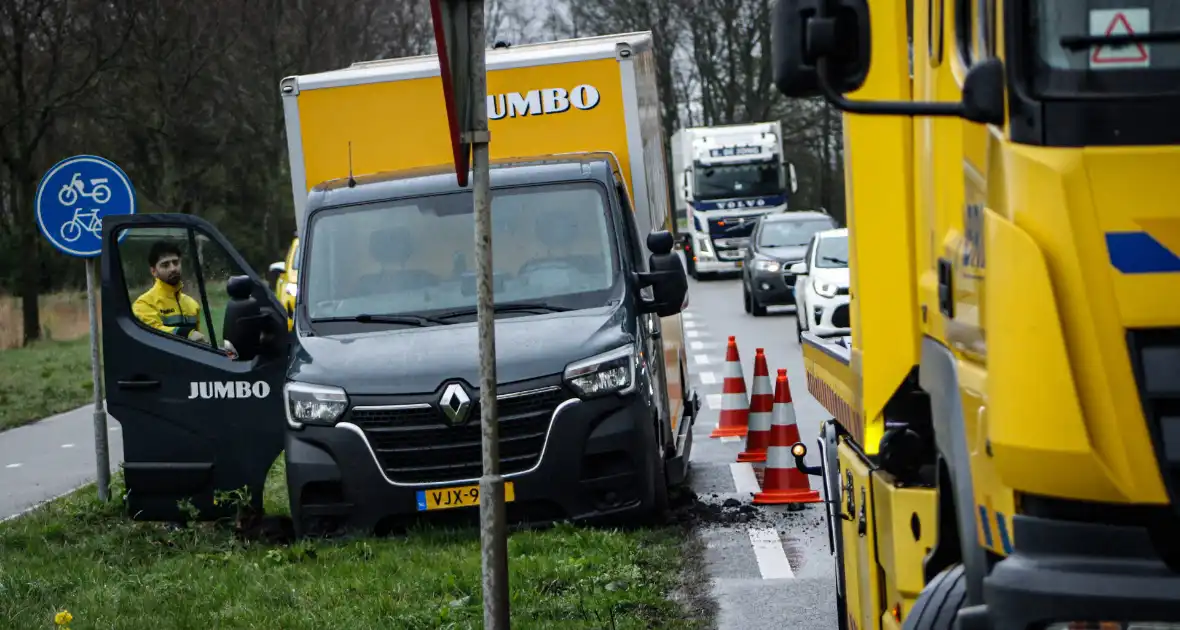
115, 226, 250, 359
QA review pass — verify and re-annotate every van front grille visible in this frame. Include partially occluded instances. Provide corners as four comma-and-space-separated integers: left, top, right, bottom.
349, 386, 569, 484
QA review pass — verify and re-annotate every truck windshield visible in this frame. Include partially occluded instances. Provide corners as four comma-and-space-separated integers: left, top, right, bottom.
303, 181, 620, 321
1027, 0, 1180, 97
694, 163, 782, 201
814, 235, 848, 268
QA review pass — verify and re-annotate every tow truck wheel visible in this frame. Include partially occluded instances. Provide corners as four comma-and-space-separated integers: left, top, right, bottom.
901, 563, 967, 630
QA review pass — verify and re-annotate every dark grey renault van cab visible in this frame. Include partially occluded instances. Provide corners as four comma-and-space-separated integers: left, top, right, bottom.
99, 154, 698, 536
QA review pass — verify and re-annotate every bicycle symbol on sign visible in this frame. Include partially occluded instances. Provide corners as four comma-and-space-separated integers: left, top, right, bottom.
58, 172, 112, 206
60, 208, 102, 243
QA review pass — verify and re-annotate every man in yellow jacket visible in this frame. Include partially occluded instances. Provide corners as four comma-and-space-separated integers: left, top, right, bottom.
132, 240, 207, 343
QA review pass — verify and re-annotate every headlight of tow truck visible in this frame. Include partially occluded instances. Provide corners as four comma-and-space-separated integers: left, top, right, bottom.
813, 279, 839, 298
1045, 623, 1180, 629
754, 259, 781, 273
284, 382, 349, 429
563, 345, 636, 398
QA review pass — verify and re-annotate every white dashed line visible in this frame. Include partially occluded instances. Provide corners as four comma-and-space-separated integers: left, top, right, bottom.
729, 462, 761, 495
684, 320, 698, 329
693, 354, 712, 365
699, 371, 717, 385
682, 311, 696, 320
706, 394, 723, 410
61, 443, 75, 449
5, 463, 22, 469
689, 341, 707, 351
687, 330, 701, 339
721, 436, 740, 442
749, 528, 795, 579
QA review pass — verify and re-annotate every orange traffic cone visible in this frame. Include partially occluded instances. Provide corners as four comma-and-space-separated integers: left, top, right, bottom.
737, 348, 772, 462
754, 368, 822, 505
710, 336, 749, 439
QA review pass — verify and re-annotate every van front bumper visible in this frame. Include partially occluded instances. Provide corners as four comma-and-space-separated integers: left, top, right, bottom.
979, 513, 1180, 628
284, 388, 659, 535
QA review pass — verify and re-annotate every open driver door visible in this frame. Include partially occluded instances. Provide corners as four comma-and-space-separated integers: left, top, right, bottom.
100, 213, 292, 521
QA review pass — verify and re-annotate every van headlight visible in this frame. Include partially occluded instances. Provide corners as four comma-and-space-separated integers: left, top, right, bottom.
813, 279, 839, 298
284, 382, 349, 429
564, 345, 636, 398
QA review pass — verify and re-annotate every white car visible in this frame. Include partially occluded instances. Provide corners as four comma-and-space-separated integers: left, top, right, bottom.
789, 228, 850, 341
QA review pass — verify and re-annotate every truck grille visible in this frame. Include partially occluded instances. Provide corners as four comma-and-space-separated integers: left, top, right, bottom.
1127, 328, 1180, 518
349, 386, 570, 484
831, 304, 850, 328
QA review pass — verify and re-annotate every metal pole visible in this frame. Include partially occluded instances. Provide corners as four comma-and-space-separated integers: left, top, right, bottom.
85, 258, 111, 502
469, 1, 509, 627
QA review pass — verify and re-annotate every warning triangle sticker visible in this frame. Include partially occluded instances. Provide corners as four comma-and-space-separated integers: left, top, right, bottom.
1092, 12, 1149, 64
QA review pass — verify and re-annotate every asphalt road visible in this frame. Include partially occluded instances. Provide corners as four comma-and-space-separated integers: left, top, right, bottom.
0, 267, 840, 628
680, 270, 839, 630
0, 404, 123, 521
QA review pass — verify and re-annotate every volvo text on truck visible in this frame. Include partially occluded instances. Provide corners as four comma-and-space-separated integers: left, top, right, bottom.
671, 122, 798, 279
98, 31, 699, 538
772, 0, 1180, 628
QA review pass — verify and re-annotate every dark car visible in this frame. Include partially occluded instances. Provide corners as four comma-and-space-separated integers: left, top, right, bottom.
741, 211, 838, 316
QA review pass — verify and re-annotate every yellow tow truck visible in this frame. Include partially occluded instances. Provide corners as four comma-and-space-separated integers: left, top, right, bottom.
772, 0, 1180, 628
267, 235, 299, 330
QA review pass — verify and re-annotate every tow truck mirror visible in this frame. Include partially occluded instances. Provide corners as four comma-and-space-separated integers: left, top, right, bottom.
771, 0, 870, 98
267, 261, 285, 286
772, 0, 1005, 126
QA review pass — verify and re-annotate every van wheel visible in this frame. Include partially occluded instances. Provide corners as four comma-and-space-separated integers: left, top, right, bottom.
901, 564, 967, 630
643, 421, 670, 524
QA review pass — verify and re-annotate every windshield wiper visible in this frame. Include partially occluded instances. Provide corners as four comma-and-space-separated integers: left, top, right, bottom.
822, 256, 848, 265
434, 303, 572, 320
1061, 30, 1180, 50
311, 313, 450, 327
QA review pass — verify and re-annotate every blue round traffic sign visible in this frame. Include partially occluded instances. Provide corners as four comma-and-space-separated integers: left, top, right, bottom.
35, 155, 136, 258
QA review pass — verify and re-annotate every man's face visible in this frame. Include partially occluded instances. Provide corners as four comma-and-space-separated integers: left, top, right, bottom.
152, 254, 182, 286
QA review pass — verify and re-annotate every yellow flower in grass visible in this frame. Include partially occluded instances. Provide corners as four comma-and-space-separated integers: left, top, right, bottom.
54, 610, 73, 626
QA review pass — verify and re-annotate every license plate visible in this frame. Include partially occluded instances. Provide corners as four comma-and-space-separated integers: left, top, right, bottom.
735, 260, 743, 268
415, 482, 516, 511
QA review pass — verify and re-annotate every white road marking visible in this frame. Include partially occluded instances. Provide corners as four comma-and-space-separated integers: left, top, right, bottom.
721, 436, 740, 442
109, 426, 119, 431
730, 462, 761, 495
5, 463, 22, 469
699, 372, 718, 385
684, 320, 698, 329
682, 311, 696, 320
693, 354, 712, 365
706, 394, 723, 410
690, 341, 708, 351
749, 528, 795, 579
687, 330, 701, 339
61, 443, 75, 449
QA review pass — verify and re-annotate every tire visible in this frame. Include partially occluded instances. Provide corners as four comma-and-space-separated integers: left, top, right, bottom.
642, 419, 670, 524
901, 564, 968, 630
796, 316, 803, 343
743, 281, 752, 314
751, 292, 767, 317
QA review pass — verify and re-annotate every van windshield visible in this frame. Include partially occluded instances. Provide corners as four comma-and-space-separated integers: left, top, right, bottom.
303, 181, 620, 321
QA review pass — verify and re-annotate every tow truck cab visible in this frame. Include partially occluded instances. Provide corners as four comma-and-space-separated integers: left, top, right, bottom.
98, 153, 697, 536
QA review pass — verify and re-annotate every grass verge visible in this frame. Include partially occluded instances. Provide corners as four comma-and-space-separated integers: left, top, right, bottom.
0, 337, 94, 432
0, 462, 707, 629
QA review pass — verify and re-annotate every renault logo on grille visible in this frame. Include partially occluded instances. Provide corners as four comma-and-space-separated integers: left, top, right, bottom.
439, 383, 472, 425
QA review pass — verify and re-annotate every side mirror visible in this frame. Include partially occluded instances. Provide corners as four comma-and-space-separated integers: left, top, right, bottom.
789, 262, 807, 275
636, 252, 688, 318
267, 261, 285, 286
771, 0, 1005, 126
227, 274, 255, 300
646, 230, 675, 256
787, 163, 799, 194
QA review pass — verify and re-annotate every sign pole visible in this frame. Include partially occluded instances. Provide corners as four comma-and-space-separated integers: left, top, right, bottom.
84, 257, 111, 501
467, 2, 509, 627
36, 154, 135, 504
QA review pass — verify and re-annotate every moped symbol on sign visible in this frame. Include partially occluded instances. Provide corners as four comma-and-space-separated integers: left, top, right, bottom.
35, 155, 136, 258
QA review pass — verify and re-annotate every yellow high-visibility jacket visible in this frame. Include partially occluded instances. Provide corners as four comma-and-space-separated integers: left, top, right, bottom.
132, 278, 203, 340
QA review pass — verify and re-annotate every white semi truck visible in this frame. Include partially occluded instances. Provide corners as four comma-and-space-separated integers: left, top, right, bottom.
671, 121, 797, 279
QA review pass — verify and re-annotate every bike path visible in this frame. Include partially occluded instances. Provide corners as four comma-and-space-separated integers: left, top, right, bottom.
0, 404, 123, 521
